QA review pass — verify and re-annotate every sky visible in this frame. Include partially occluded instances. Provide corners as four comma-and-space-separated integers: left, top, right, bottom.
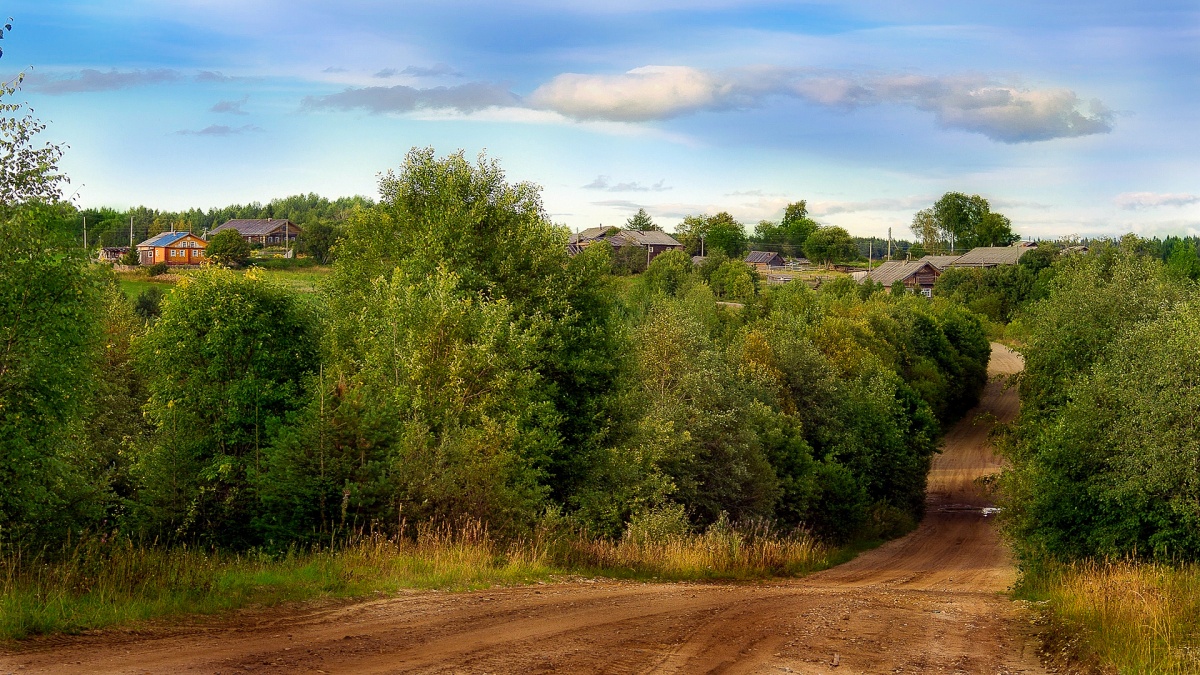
3, 0, 1198, 239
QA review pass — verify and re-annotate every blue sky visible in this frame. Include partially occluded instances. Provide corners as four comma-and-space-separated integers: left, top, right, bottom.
4, 1, 1198, 239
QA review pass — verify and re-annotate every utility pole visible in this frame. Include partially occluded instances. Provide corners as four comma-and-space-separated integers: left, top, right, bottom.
887, 227, 893, 261
129, 216, 134, 247
83, 215, 87, 250
868, 238, 874, 277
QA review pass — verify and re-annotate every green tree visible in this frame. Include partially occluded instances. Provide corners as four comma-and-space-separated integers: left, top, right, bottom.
296, 220, 341, 264
675, 212, 748, 257
780, 200, 819, 251
910, 209, 945, 255
134, 268, 317, 544
976, 211, 1019, 247
1166, 240, 1200, 280
625, 207, 660, 231
0, 203, 106, 544
205, 229, 251, 267
803, 226, 858, 268
323, 148, 622, 532
708, 258, 757, 301
932, 192, 989, 250
1, 74, 68, 205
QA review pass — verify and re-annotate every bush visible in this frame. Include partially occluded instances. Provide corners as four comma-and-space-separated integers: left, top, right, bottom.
133, 286, 165, 321
205, 229, 251, 267
147, 262, 168, 277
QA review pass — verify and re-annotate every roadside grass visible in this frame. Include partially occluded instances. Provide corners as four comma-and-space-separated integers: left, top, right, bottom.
1, 520, 835, 642
1017, 560, 1200, 674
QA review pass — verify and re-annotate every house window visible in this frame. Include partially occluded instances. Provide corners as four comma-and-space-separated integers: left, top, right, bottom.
921, 288, 932, 298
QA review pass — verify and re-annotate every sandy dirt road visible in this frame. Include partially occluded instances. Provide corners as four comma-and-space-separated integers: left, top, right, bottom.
2, 345, 1044, 674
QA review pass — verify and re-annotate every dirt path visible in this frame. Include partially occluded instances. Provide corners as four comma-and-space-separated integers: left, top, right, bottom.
2, 344, 1043, 674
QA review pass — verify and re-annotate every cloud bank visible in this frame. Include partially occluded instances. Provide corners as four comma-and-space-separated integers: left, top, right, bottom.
31, 68, 181, 94
302, 82, 518, 114
1115, 192, 1200, 210
527, 66, 1114, 143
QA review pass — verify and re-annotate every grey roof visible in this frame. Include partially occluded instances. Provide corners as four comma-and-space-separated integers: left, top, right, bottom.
137, 231, 194, 248
852, 260, 940, 287
570, 226, 612, 243
919, 254, 963, 270
621, 229, 682, 247
570, 227, 681, 248
212, 219, 301, 237
745, 250, 784, 264
950, 246, 1029, 267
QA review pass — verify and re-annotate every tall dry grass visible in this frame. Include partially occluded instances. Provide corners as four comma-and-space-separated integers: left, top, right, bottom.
1024, 560, 1200, 674
1, 517, 829, 641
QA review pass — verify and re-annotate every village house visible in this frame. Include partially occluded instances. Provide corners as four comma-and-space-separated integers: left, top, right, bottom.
568, 227, 683, 262
744, 250, 785, 271
852, 260, 942, 296
211, 218, 301, 246
136, 231, 208, 266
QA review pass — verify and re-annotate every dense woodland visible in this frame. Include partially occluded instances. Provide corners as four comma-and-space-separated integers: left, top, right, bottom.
1000, 240, 1200, 562
1, 147, 996, 553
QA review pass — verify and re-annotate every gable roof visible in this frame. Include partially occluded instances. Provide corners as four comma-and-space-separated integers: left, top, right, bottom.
919, 254, 963, 270
950, 246, 1029, 267
621, 229, 682, 247
852, 260, 940, 286
212, 218, 301, 237
745, 250, 784, 264
569, 227, 681, 248
137, 231, 195, 248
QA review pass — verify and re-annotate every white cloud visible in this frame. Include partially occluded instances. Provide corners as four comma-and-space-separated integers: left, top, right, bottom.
583, 175, 672, 192
528, 66, 733, 122
175, 124, 264, 136
527, 65, 1114, 143
1114, 192, 1200, 210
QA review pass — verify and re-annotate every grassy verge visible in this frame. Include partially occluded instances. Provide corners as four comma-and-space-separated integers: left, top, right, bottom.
1, 521, 835, 642
1017, 560, 1200, 673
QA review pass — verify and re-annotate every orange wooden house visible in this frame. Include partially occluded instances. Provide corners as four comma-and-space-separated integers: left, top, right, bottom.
136, 231, 208, 266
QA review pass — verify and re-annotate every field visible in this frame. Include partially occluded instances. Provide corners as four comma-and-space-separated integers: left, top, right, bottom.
114, 263, 333, 299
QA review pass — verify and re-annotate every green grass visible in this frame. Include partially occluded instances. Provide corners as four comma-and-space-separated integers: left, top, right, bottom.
255, 265, 332, 294
115, 277, 176, 300
1, 521, 839, 643
1017, 559, 1200, 674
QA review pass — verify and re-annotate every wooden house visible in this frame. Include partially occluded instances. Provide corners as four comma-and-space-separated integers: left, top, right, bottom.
852, 260, 942, 296
568, 227, 683, 262
744, 250, 785, 271
211, 218, 301, 246
136, 231, 207, 266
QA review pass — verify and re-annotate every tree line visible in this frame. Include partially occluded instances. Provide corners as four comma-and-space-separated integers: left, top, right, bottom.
1, 147, 994, 552
999, 237, 1200, 562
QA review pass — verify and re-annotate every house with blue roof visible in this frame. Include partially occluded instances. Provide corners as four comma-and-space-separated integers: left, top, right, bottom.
136, 231, 208, 266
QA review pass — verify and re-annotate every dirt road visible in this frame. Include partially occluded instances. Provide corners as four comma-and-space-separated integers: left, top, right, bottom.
2, 345, 1043, 674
